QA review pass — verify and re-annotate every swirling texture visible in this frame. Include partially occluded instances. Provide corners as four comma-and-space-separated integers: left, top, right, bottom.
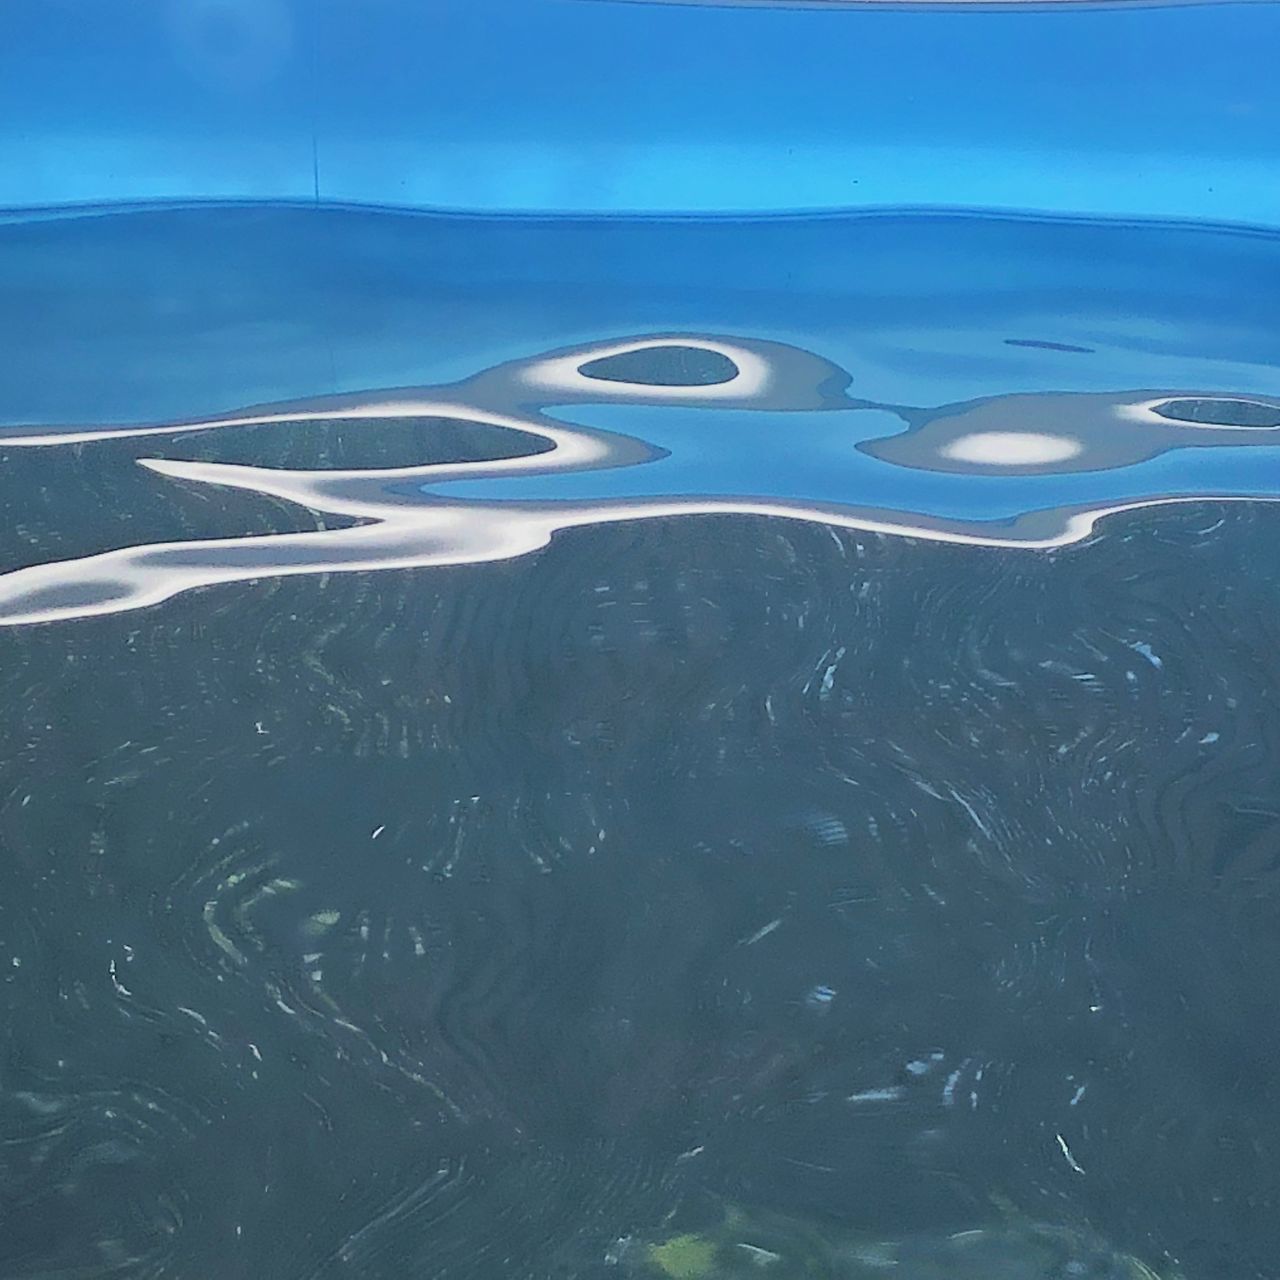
1, 503, 1278, 1275
4, 206, 1280, 1278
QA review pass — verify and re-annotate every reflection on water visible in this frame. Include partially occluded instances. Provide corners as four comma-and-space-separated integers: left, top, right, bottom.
3, 204, 1280, 1278
2, 233, 1280, 623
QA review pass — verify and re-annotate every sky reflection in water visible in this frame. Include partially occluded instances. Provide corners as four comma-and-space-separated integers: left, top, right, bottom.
2, 204, 1280, 626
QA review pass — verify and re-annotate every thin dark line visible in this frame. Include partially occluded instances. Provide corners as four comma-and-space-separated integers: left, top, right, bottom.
308, 0, 320, 207
5, 197, 1280, 242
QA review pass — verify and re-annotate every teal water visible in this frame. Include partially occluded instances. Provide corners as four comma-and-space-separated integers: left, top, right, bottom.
3, 204, 1280, 1277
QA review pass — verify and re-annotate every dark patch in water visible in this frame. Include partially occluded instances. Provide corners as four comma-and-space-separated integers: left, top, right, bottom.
3, 203, 1280, 1279
579, 344, 740, 387
1003, 337, 1096, 354
1152, 397, 1280, 429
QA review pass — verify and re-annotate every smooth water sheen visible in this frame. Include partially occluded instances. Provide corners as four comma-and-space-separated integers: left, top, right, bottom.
3, 204, 1280, 1277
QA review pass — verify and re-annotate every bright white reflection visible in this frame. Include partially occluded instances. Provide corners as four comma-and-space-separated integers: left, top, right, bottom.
1118, 396, 1280, 431
0, 334, 1272, 626
941, 431, 1083, 466
522, 336, 769, 402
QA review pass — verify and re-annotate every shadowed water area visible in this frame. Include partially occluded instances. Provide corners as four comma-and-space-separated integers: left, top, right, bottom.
2, 205, 1280, 1277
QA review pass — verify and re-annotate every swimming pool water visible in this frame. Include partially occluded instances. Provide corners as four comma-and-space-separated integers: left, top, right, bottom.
5, 0, 1280, 1276
1, 199, 1279, 1277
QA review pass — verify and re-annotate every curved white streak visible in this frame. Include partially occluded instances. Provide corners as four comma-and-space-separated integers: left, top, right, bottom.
0, 515, 561, 626
0, 481, 1267, 626
137, 400, 616, 499
549, 493, 1263, 549
521, 336, 772, 402
1116, 396, 1280, 432
5, 400, 622, 506
2, 336, 1275, 626
0, 401, 482, 448
0, 336, 776, 449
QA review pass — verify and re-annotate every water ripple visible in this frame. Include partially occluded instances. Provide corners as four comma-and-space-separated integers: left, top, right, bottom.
1, 331, 1280, 625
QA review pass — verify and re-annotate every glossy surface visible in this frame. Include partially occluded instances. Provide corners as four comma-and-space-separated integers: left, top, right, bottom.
3, 0, 1280, 220
6, 0, 1280, 1273
3, 202, 1280, 1277
2, 206, 1280, 622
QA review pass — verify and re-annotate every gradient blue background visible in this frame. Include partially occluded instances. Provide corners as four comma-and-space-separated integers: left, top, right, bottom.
3, 0, 1279, 223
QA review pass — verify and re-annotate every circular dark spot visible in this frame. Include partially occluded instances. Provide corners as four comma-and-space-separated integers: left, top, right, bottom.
579, 346, 739, 388
1151, 398, 1280, 429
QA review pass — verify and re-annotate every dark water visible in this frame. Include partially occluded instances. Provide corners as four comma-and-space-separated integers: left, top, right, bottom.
3, 206, 1280, 1277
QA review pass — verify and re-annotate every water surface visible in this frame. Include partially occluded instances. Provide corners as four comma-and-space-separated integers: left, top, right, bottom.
2, 204, 1280, 1277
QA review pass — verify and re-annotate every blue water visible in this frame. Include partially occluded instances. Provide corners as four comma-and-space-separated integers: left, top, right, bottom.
5, 2, 1280, 1278
3, 195, 1280, 1279
1, 207, 1279, 623
4, 0, 1280, 220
